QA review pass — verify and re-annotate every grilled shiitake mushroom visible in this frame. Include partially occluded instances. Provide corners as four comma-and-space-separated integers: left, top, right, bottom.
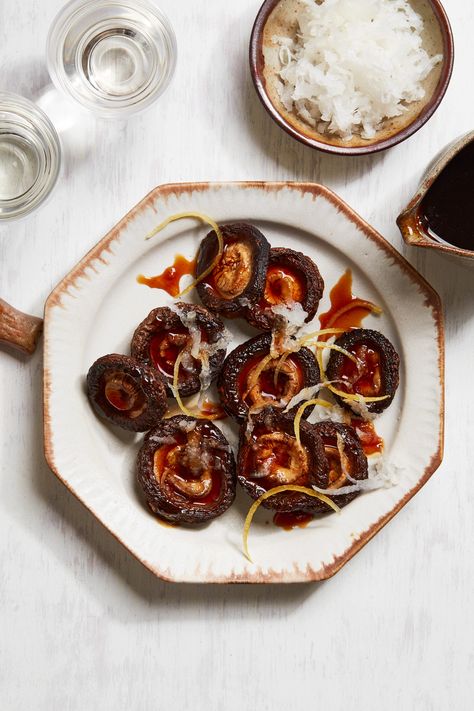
237, 409, 328, 512
195, 223, 270, 316
217, 333, 321, 422
326, 329, 400, 414
131, 303, 227, 397
245, 247, 324, 331
137, 416, 236, 524
87, 354, 167, 432
311, 421, 368, 511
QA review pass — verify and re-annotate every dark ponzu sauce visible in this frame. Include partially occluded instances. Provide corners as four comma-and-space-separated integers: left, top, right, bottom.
104, 379, 135, 411
257, 367, 288, 399
322, 441, 347, 485
319, 269, 380, 335
105, 385, 132, 411
340, 342, 381, 397
351, 418, 384, 456
245, 425, 310, 490
418, 141, 474, 250
149, 323, 197, 377
260, 264, 304, 307
155, 429, 224, 506
239, 352, 303, 404
137, 254, 196, 297
199, 398, 227, 420
185, 470, 223, 506
103, 372, 145, 413
254, 436, 292, 472
273, 511, 314, 530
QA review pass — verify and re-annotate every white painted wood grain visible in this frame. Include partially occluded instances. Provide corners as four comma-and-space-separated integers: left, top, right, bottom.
0, 0, 473, 709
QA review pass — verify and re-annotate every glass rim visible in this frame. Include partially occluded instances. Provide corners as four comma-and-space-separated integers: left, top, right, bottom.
0, 91, 62, 221
46, 0, 177, 118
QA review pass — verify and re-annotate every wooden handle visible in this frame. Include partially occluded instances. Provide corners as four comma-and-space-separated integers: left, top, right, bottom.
0, 299, 43, 354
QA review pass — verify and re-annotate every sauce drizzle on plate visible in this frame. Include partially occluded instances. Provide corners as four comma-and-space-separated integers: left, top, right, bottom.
351, 418, 384, 456
319, 269, 381, 335
199, 398, 227, 420
273, 511, 314, 530
137, 254, 196, 297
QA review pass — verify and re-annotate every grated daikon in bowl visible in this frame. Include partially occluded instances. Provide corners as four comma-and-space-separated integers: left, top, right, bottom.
275, 0, 443, 140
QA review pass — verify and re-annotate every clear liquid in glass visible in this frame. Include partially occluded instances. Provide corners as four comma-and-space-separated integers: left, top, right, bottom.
0, 93, 61, 220
47, 0, 177, 117
0, 135, 40, 201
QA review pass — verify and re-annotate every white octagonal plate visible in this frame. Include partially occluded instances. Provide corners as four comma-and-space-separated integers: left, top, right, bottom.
43, 182, 444, 583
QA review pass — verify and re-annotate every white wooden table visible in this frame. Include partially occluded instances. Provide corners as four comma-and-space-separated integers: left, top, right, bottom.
1, 1, 472, 708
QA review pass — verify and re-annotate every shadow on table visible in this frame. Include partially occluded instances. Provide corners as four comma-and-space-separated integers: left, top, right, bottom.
27, 356, 320, 618
241, 72, 384, 188
1, 58, 97, 173
0, 58, 51, 104
403, 242, 474, 328
0, 58, 141, 183
0, 342, 34, 362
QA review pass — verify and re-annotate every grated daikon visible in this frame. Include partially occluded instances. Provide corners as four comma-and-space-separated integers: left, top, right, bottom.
276, 0, 443, 139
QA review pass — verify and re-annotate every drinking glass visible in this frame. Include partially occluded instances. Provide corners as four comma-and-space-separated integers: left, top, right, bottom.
0, 93, 61, 220
0, 1, 176, 220
46, 0, 177, 117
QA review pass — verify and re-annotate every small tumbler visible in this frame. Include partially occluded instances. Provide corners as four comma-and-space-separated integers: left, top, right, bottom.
47, 0, 177, 117
0, 93, 61, 220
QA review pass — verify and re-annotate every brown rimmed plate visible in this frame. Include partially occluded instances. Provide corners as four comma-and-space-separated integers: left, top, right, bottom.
43, 182, 444, 583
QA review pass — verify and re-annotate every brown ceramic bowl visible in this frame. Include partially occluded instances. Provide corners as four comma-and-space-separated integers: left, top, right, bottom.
250, 0, 454, 156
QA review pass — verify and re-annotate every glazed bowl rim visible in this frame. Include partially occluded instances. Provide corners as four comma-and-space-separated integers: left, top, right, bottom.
249, 0, 455, 156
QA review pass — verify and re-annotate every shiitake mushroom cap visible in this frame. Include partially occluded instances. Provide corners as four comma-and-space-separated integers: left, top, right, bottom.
86, 354, 167, 432
245, 247, 324, 331
137, 416, 236, 524
311, 421, 368, 512
195, 223, 270, 316
326, 328, 400, 414
131, 303, 227, 397
217, 333, 321, 422
237, 408, 328, 512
